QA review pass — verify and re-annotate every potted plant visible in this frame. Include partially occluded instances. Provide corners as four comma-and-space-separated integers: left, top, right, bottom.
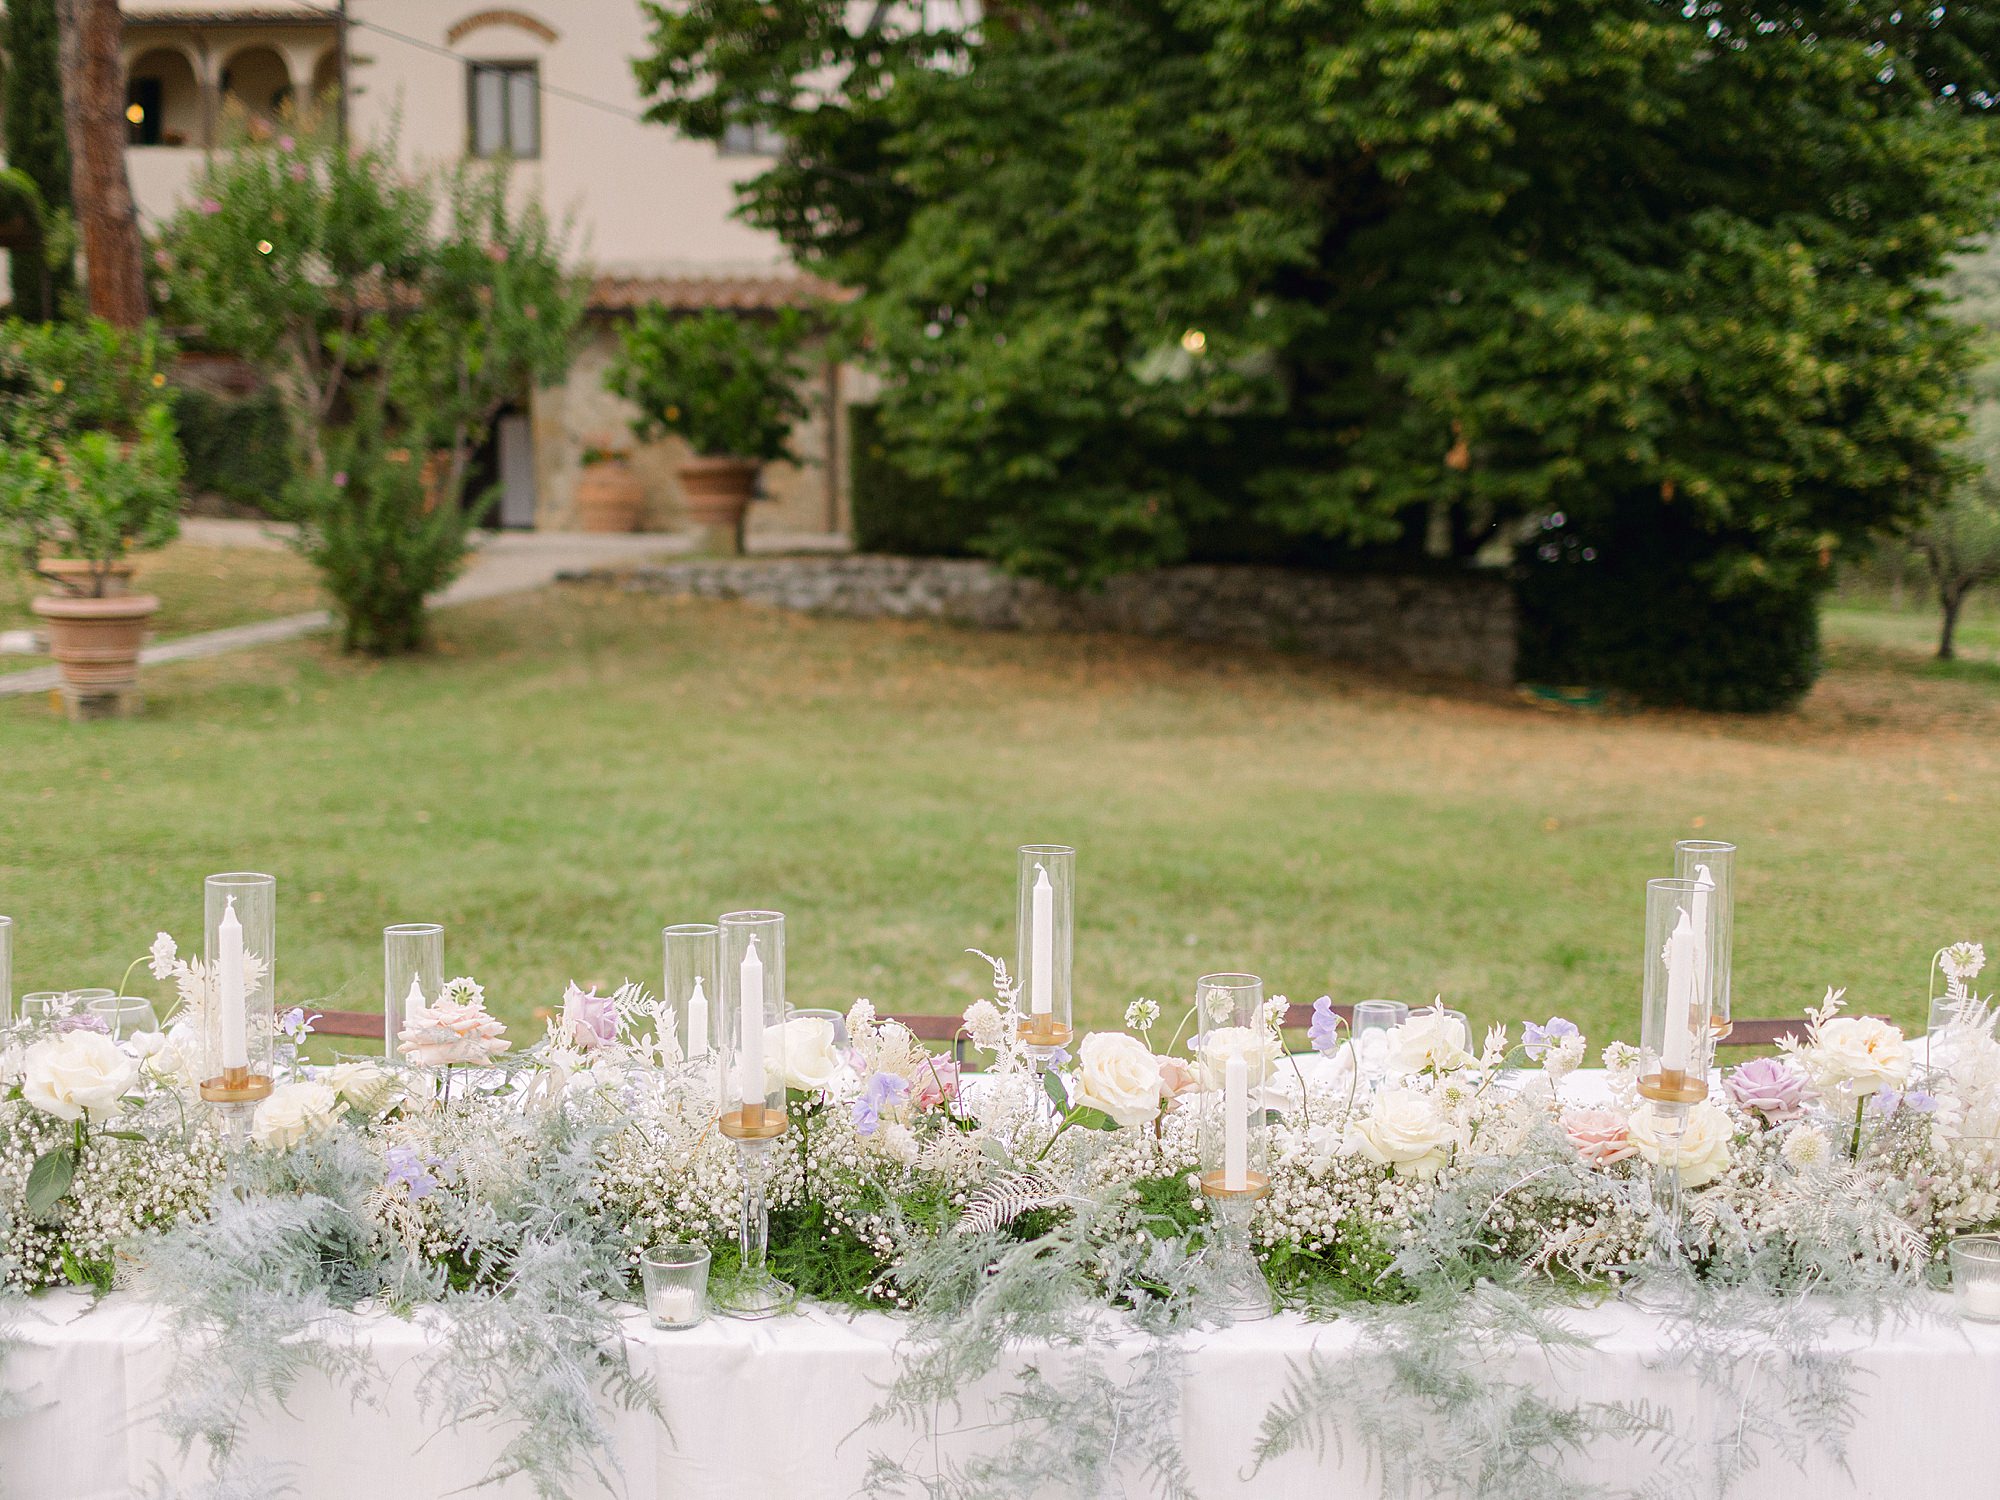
573, 439, 646, 533
0, 320, 185, 718
605, 305, 812, 554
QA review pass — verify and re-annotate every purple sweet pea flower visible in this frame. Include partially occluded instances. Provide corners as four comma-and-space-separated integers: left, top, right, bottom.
1725, 1056, 1806, 1123
53, 1013, 110, 1034
277, 1007, 314, 1045
851, 1072, 910, 1136
1307, 996, 1343, 1057
1522, 1017, 1579, 1061
384, 1145, 438, 1201
1872, 1087, 1938, 1119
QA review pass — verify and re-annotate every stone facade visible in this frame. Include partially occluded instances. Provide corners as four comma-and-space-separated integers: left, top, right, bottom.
574, 556, 1518, 685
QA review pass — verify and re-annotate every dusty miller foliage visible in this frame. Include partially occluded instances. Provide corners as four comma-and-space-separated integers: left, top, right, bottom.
861, 1149, 1230, 1500
1251, 1117, 1926, 1500
138, 1112, 653, 1500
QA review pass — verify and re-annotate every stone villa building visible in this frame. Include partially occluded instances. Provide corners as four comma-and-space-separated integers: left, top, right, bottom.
22, 0, 854, 540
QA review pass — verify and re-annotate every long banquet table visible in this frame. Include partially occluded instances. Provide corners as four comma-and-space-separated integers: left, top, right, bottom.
5, 1284, 1998, 1498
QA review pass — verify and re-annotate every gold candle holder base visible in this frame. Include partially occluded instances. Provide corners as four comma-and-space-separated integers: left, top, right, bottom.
1199, 1168, 1271, 1202
1021, 1016, 1074, 1050
1637, 1070, 1707, 1105
200, 1069, 273, 1104
718, 1104, 789, 1141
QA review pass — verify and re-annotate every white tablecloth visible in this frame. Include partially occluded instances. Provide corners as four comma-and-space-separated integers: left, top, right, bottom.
5, 1288, 1998, 1498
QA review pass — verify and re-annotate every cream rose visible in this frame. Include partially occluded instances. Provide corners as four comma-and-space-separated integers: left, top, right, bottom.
1626, 1100, 1733, 1188
1384, 1010, 1475, 1077
1193, 1025, 1284, 1092
20, 1030, 140, 1122
768, 1016, 843, 1092
1344, 1087, 1461, 1177
251, 1081, 341, 1150
1070, 1032, 1164, 1127
1801, 1016, 1911, 1098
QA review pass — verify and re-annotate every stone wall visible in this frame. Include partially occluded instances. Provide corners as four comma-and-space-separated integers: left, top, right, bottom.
572, 555, 1517, 684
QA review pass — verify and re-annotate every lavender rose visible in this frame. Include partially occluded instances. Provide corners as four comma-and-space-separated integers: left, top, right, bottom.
1725, 1056, 1805, 1123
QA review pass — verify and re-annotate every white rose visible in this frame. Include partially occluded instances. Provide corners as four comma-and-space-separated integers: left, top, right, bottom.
1193, 1025, 1283, 1092
1070, 1032, 1164, 1127
326, 1061, 398, 1116
21, 1031, 140, 1122
1803, 1016, 1911, 1097
768, 1017, 843, 1092
251, 1081, 340, 1150
1626, 1100, 1733, 1188
1344, 1087, 1462, 1177
1384, 1010, 1475, 1077
136, 1020, 200, 1087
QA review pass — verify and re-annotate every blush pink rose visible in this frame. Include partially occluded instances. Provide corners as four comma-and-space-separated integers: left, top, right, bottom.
1564, 1108, 1637, 1168
1157, 1056, 1199, 1098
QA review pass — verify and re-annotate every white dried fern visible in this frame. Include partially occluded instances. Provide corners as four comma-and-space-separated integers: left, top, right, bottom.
953, 1170, 1067, 1236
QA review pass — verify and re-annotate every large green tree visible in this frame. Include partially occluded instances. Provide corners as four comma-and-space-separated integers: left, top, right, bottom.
639, 0, 2000, 708
2, 0, 71, 317
3, 0, 69, 213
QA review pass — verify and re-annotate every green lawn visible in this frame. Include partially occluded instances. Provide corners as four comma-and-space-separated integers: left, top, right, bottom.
0, 541, 324, 641
2, 580, 1996, 1053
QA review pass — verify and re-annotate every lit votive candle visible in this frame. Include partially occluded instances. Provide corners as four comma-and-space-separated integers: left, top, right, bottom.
1962, 1280, 2000, 1321
650, 1285, 700, 1328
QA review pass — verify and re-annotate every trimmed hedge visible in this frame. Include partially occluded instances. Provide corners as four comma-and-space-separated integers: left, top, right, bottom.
1515, 503, 1822, 713
172, 385, 292, 514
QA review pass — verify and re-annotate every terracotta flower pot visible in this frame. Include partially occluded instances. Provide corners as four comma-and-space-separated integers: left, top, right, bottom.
574, 458, 646, 533
31, 592, 159, 720
677, 455, 759, 553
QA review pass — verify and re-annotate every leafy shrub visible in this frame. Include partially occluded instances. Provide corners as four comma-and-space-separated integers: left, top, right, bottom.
606, 306, 812, 462
287, 405, 481, 655
1515, 503, 1823, 713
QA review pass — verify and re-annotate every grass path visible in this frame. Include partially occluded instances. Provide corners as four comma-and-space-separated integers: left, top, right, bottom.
2, 581, 1996, 1050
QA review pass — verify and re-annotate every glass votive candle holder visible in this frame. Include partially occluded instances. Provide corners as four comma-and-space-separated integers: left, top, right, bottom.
642, 1244, 711, 1330
1950, 1233, 2000, 1321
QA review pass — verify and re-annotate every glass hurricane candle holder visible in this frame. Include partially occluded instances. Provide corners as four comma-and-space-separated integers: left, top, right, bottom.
642, 1244, 712, 1330
1638, 877, 1711, 1108
0, 914, 12, 1022
664, 922, 720, 1063
384, 923, 444, 1057
87, 994, 159, 1041
1952, 1234, 2000, 1322
1193, 971, 1273, 1321
201, 872, 276, 1115
1016, 843, 1075, 1056
714, 910, 794, 1319
1350, 1000, 1408, 1091
1674, 839, 1736, 1041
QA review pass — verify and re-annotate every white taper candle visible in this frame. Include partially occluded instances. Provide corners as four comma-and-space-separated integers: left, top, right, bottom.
738, 938, 764, 1105
687, 973, 709, 1057
218, 896, 248, 1071
1030, 863, 1053, 1017
1662, 907, 1696, 1076
1224, 1053, 1248, 1191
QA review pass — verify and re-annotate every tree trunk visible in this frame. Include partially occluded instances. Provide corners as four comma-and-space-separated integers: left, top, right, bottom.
57, 0, 148, 327
1940, 587, 1963, 661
